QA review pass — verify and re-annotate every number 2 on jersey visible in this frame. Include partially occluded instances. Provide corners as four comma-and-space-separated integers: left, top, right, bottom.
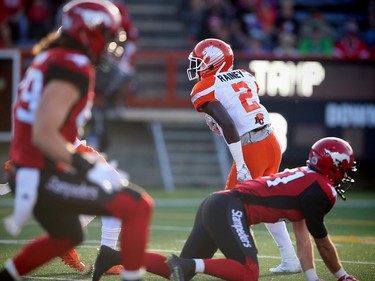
231, 81, 260, 113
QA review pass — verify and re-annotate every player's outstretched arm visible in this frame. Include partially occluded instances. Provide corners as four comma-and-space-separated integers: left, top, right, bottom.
314, 236, 358, 281
293, 220, 321, 280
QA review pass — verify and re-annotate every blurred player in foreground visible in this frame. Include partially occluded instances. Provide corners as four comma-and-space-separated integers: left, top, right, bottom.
0, 1, 153, 281
90, 137, 358, 281
1, 139, 124, 275
187, 37, 300, 273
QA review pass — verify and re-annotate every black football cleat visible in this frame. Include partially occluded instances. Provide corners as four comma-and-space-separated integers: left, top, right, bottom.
0, 268, 15, 281
92, 245, 121, 281
166, 254, 195, 281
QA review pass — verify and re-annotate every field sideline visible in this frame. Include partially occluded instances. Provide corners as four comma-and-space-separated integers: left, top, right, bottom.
1, 188, 375, 280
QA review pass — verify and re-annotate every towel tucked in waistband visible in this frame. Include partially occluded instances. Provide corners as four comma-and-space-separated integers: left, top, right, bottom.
240, 124, 273, 145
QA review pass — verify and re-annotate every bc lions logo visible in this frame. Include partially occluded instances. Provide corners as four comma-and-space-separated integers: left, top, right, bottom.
255, 113, 264, 125
202, 45, 224, 66
324, 148, 350, 166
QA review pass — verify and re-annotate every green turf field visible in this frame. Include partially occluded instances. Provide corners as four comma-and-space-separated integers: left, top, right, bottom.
1, 188, 374, 280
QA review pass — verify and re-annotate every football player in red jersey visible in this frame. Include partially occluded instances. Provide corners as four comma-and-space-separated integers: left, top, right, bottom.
187, 38, 300, 273
0, 1, 153, 281
164, 137, 358, 281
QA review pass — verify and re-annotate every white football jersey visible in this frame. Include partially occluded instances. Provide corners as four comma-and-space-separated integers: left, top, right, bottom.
190, 69, 270, 136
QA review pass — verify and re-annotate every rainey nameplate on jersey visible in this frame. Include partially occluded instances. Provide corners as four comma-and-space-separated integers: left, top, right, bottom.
217, 70, 244, 82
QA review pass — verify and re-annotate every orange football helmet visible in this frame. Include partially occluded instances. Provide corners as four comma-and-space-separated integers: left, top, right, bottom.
187, 38, 234, 81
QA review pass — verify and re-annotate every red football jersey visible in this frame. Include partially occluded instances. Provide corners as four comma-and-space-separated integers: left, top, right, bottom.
231, 166, 337, 238
10, 47, 95, 169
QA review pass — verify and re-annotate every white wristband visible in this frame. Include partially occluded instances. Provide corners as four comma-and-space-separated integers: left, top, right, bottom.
334, 268, 347, 278
304, 268, 319, 281
193, 259, 204, 273
227, 141, 245, 170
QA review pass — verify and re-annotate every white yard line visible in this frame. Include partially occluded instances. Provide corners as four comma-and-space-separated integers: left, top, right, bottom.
0, 239, 374, 266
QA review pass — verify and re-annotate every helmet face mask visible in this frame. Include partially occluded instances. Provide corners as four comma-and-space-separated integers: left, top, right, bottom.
187, 54, 200, 81
335, 162, 357, 200
307, 137, 356, 200
187, 53, 211, 81
187, 38, 234, 81
97, 28, 127, 72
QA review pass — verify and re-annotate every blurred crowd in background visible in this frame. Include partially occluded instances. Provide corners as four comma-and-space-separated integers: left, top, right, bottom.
180, 0, 375, 60
0, 0, 67, 48
0, 0, 138, 56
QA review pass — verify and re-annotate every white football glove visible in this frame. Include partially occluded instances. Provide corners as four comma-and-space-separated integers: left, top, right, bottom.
0, 182, 11, 195
204, 114, 222, 136
4, 216, 22, 237
237, 164, 252, 182
87, 161, 129, 194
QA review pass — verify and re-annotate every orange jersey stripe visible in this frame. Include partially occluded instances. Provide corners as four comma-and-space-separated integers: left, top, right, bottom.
190, 76, 217, 111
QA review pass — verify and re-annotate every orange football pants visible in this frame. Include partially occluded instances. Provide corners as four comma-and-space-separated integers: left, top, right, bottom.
225, 132, 282, 190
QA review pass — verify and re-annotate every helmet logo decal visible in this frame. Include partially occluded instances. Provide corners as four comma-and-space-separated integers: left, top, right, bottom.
75, 7, 113, 29
202, 45, 224, 67
311, 156, 318, 165
62, 15, 73, 29
324, 148, 350, 166
255, 113, 265, 125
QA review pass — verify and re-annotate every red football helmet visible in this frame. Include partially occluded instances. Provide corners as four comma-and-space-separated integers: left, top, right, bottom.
61, 0, 122, 62
187, 38, 234, 81
307, 137, 357, 200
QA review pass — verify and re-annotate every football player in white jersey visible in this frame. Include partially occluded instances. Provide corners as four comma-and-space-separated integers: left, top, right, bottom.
187, 38, 301, 273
